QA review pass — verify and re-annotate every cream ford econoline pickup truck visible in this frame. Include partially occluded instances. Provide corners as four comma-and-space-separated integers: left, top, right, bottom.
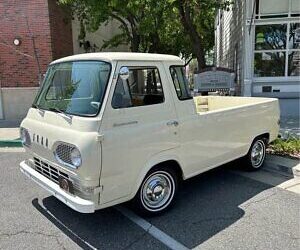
20, 53, 280, 215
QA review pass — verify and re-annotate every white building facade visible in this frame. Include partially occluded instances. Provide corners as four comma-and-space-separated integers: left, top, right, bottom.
215, 0, 300, 117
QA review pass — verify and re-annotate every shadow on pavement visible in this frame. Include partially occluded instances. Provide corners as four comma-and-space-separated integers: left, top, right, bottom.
32, 198, 157, 250
144, 162, 278, 248
33, 161, 283, 249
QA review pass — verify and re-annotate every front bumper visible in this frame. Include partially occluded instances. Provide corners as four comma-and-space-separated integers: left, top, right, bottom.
20, 160, 95, 213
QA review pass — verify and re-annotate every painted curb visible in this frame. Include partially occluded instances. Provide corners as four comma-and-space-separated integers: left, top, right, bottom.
0, 139, 22, 148
264, 154, 300, 178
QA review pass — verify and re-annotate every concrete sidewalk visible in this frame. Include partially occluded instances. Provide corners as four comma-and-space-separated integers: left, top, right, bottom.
0, 127, 20, 140
0, 127, 21, 147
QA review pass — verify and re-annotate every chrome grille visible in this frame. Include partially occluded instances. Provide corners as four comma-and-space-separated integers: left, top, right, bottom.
33, 157, 70, 184
55, 143, 74, 166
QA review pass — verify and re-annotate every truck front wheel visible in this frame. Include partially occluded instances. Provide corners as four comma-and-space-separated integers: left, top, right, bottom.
133, 167, 178, 215
244, 138, 266, 170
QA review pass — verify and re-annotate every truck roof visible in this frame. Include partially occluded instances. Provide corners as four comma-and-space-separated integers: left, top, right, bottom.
51, 52, 184, 65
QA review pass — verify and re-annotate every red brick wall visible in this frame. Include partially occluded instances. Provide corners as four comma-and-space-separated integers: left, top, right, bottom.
0, 0, 73, 88
48, 0, 73, 60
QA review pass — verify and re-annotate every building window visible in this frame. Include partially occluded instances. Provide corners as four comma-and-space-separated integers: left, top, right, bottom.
254, 22, 300, 77
288, 51, 300, 76
288, 23, 300, 76
255, 24, 287, 50
254, 52, 286, 77
291, 0, 300, 16
256, 0, 300, 19
289, 23, 300, 49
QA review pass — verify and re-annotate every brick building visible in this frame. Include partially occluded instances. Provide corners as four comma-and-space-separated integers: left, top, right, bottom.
0, 1, 129, 124
0, 0, 73, 123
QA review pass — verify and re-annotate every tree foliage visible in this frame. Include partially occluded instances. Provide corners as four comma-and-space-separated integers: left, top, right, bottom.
174, 0, 232, 68
59, 0, 231, 69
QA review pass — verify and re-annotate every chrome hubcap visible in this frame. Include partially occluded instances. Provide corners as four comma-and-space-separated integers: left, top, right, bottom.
141, 172, 174, 211
251, 140, 265, 167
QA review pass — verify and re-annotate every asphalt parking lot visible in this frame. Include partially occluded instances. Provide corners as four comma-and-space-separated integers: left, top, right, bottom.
1, 151, 299, 250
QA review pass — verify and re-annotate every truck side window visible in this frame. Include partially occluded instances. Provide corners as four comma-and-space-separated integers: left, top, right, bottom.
111, 77, 133, 108
112, 67, 164, 109
170, 66, 192, 100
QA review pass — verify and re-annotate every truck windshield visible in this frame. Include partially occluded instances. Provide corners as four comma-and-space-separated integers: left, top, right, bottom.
33, 61, 111, 116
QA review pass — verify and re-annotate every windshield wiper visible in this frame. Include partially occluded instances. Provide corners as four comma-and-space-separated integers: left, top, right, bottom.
32, 104, 45, 114
49, 107, 72, 119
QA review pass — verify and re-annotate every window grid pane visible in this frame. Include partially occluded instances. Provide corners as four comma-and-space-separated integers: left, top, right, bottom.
259, 0, 289, 15
254, 52, 286, 77
288, 50, 300, 76
255, 24, 287, 50
254, 21, 300, 77
256, 0, 300, 19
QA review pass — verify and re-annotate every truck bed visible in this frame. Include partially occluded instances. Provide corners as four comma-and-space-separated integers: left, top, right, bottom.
194, 96, 277, 113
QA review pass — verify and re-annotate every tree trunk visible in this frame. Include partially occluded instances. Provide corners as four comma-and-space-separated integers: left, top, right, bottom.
177, 0, 206, 70
148, 32, 161, 53
127, 15, 140, 52
131, 32, 140, 52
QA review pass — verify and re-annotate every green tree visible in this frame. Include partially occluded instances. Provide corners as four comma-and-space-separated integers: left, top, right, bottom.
60, 0, 189, 55
59, 0, 231, 69
173, 0, 232, 69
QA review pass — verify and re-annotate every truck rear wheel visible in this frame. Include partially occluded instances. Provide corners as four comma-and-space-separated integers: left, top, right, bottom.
133, 167, 178, 215
244, 138, 266, 170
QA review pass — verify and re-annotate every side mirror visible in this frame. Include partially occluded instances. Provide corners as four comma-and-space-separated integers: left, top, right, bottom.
119, 67, 129, 81
90, 101, 100, 109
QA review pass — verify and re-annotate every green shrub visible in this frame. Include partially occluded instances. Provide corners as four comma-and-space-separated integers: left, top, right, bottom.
268, 138, 300, 158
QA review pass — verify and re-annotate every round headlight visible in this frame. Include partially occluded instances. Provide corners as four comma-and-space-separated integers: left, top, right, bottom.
70, 147, 82, 167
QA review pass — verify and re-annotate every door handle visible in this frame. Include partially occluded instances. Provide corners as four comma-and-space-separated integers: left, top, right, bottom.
167, 120, 179, 127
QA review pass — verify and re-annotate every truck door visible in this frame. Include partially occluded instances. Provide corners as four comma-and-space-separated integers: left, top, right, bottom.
168, 65, 230, 177
99, 61, 179, 204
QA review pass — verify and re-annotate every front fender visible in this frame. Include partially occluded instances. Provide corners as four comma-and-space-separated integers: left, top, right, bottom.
128, 149, 184, 200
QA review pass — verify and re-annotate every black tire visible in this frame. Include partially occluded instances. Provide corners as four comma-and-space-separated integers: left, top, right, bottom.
243, 138, 267, 171
132, 167, 178, 216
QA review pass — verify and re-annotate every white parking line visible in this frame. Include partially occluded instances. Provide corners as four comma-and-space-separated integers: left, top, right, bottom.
116, 206, 189, 250
39, 198, 188, 250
